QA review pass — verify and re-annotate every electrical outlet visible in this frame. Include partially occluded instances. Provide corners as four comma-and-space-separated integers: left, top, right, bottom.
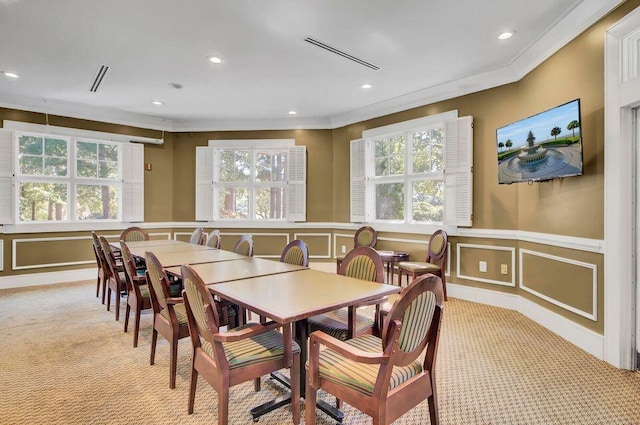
479, 261, 487, 273
341, 245, 346, 254
501, 264, 508, 275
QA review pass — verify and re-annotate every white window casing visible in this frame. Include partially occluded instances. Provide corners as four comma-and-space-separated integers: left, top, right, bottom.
287, 145, 306, 222
0, 129, 15, 224
444, 116, 473, 227
350, 138, 367, 222
121, 142, 145, 222
195, 146, 215, 221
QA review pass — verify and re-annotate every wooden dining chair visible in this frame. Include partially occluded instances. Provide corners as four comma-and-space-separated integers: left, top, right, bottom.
233, 234, 254, 257
397, 229, 448, 300
308, 246, 385, 341
120, 226, 150, 242
120, 240, 152, 347
280, 239, 309, 267
181, 264, 301, 425
91, 231, 106, 301
145, 251, 191, 389
306, 273, 444, 425
336, 225, 378, 271
205, 229, 222, 249
189, 227, 206, 245
99, 235, 126, 321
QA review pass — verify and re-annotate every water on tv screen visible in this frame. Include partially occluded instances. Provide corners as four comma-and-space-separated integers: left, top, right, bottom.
496, 99, 583, 184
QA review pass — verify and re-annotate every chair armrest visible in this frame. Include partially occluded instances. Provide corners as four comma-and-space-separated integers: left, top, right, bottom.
213, 321, 281, 342
167, 297, 184, 304
308, 331, 388, 365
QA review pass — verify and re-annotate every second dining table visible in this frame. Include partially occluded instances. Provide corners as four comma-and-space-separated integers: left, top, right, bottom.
205, 267, 400, 422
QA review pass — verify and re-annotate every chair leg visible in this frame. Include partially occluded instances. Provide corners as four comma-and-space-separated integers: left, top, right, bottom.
397, 269, 403, 287
441, 273, 448, 301
124, 303, 131, 332
114, 289, 120, 321
101, 278, 108, 304
291, 351, 300, 425
254, 377, 261, 392
169, 337, 178, 389
150, 328, 158, 365
188, 357, 198, 414
106, 287, 112, 311
304, 376, 317, 425
96, 274, 101, 297
336, 398, 342, 409
133, 307, 142, 348
218, 386, 229, 425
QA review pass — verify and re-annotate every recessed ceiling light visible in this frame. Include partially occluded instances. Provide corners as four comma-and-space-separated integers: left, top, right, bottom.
2, 71, 19, 78
288, 111, 297, 115
208, 56, 222, 64
498, 31, 514, 40
361, 83, 372, 89
152, 101, 164, 106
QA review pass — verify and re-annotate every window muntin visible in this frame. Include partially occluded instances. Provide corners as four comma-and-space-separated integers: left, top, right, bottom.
15, 132, 123, 223
374, 136, 405, 177
18, 135, 68, 177
215, 147, 288, 220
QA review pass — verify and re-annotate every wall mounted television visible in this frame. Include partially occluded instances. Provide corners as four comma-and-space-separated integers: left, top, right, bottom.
496, 98, 583, 184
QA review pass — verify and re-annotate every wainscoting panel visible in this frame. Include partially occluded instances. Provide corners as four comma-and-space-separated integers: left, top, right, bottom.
520, 249, 597, 321
294, 232, 331, 259
12, 236, 98, 270
457, 243, 516, 287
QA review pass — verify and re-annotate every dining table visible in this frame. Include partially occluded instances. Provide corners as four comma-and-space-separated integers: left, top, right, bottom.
206, 268, 400, 422
165, 257, 307, 282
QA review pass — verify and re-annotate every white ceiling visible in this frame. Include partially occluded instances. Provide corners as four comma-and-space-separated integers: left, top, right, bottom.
0, 0, 624, 131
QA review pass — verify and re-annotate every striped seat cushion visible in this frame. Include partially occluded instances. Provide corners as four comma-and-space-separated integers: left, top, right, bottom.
315, 334, 422, 396
138, 284, 150, 299
160, 303, 188, 326
398, 261, 440, 273
308, 308, 374, 341
201, 323, 300, 370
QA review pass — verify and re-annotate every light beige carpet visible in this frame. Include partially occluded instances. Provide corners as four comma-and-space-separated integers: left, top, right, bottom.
1, 278, 640, 424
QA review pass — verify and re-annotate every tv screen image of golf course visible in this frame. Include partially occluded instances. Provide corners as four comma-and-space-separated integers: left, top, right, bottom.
496, 99, 582, 184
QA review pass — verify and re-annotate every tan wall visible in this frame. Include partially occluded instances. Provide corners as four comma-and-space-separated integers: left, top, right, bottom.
171, 129, 334, 222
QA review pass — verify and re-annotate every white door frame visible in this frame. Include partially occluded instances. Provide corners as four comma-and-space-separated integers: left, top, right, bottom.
604, 5, 640, 369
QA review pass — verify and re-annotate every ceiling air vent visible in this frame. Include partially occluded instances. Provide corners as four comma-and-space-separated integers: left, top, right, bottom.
89, 65, 109, 92
304, 37, 380, 71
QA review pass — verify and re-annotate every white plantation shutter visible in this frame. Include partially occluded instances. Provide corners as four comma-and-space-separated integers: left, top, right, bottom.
350, 138, 366, 222
0, 130, 14, 224
444, 116, 473, 226
195, 146, 214, 221
121, 143, 144, 222
287, 145, 306, 222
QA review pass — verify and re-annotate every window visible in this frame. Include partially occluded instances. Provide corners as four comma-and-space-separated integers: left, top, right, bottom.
195, 140, 306, 222
0, 128, 144, 225
351, 112, 472, 227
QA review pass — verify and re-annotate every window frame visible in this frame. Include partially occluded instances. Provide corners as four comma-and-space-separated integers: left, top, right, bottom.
0, 121, 149, 230
352, 110, 472, 230
196, 139, 306, 223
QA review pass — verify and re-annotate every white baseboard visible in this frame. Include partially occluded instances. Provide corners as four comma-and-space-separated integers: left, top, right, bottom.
448, 282, 605, 361
0, 267, 96, 290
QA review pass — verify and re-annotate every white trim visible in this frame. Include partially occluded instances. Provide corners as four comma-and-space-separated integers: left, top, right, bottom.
362, 110, 458, 139
2, 120, 163, 144
456, 243, 516, 287
293, 232, 331, 259
12, 235, 100, 270
0, 267, 97, 290
520, 249, 598, 321
448, 282, 605, 360
604, 5, 640, 369
208, 139, 295, 148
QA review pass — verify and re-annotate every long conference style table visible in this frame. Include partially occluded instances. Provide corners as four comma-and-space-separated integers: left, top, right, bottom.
118, 239, 400, 422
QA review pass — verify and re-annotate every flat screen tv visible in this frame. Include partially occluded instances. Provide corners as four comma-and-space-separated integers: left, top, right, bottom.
496, 98, 583, 184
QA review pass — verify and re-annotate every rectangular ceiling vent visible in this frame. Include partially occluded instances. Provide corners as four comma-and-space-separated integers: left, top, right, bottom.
89, 65, 109, 92
304, 37, 380, 71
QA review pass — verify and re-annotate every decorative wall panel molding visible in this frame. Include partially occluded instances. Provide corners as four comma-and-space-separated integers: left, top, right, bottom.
456, 243, 516, 287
